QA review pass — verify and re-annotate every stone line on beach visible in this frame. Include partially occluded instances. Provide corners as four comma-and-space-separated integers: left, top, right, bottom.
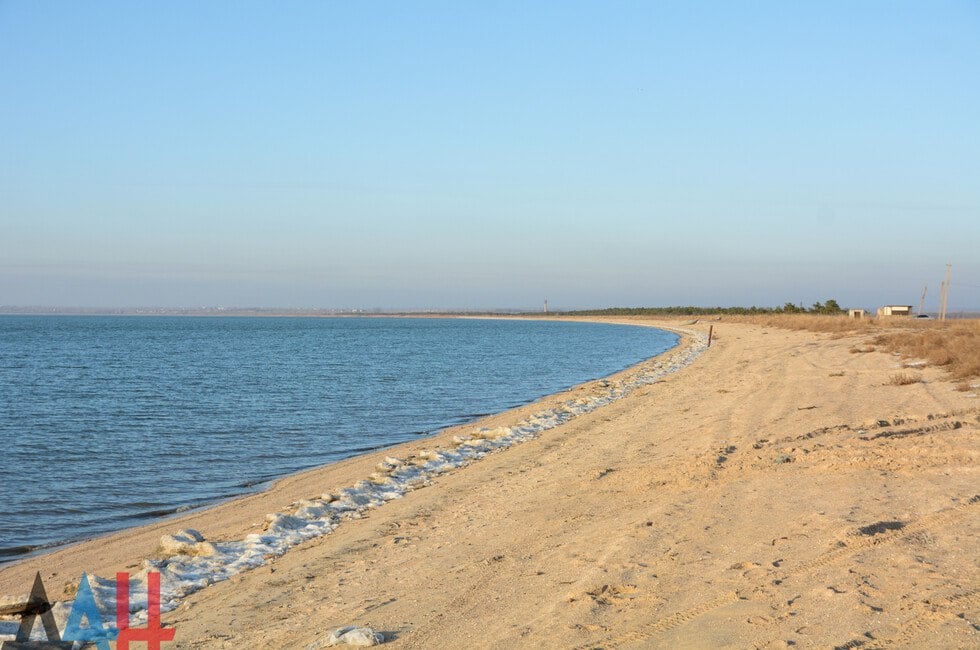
1, 328, 707, 641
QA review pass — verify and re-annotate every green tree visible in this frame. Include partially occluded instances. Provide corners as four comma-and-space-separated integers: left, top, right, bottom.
823, 299, 843, 314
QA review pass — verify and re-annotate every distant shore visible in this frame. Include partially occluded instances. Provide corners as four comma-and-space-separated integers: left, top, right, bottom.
0, 307, 534, 317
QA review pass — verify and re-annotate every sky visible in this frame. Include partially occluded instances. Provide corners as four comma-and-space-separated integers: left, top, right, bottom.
1, 1, 978, 311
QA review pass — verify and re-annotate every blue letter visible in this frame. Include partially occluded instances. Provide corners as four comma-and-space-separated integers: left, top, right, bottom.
62, 573, 118, 650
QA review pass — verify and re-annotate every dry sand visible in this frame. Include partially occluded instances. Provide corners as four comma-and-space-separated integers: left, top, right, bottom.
1, 318, 977, 648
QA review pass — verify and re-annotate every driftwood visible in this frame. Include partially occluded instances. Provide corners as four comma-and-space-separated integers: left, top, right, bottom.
0, 601, 31, 617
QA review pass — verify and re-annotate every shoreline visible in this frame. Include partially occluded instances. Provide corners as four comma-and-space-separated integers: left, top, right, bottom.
0, 316, 679, 566
0, 317, 699, 608
3, 316, 976, 648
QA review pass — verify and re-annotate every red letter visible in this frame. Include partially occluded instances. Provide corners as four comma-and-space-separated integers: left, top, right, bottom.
116, 572, 176, 649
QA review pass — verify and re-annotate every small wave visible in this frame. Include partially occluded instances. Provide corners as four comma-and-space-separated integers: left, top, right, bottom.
346, 443, 389, 454
237, 478, 271, 488
0, 538, 72, 563
0, 544, 40, 559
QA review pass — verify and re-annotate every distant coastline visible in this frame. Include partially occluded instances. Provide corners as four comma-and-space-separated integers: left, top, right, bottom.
3, 306, 979, 319
0, 307, 531, 317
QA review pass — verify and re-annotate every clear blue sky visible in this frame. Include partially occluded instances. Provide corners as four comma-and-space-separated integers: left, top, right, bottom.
2, 1, 978, 310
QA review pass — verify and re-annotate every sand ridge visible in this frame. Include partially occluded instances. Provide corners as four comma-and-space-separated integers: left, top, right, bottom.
2, 319, 978, 648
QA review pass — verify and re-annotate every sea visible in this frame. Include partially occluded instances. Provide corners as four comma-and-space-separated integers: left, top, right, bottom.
0, 316, 676, 562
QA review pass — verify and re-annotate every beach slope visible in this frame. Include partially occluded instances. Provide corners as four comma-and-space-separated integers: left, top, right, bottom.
2, 319, 977, 648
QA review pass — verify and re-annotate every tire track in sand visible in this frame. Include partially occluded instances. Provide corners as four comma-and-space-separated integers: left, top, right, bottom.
790, 494, 978, 577
832, 588, 980, 649
570, 495, 979, 649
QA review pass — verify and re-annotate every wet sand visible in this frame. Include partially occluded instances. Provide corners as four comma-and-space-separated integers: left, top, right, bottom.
1, 318, 977, 648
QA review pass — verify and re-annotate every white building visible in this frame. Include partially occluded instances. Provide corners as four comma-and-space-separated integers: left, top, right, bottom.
876, 305, 912, 317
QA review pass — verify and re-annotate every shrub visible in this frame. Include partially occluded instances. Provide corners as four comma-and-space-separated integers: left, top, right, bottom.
889, 372, 920, 386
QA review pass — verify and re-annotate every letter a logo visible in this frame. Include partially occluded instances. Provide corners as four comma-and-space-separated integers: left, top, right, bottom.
14, 572, 66, 646
62, 573, 116, 650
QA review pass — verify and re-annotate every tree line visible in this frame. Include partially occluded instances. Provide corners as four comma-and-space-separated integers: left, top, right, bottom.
557, 300, 846, 317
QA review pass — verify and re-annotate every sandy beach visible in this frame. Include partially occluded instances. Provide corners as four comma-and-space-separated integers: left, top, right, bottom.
1, 317, 977, 649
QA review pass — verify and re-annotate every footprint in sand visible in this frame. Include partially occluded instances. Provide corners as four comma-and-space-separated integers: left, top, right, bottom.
729, 561, 768, 581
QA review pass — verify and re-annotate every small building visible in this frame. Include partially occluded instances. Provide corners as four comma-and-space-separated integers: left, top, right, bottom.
876, 305, 913, 318
848, 309, 866, 319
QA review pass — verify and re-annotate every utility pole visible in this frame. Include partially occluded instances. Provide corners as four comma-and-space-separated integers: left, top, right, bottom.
939, 263, 952, 321
938, 272, 943, 320
918, 285, 927, 316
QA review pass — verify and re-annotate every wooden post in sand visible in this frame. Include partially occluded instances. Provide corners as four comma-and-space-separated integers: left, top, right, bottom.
708, 325, 713, 347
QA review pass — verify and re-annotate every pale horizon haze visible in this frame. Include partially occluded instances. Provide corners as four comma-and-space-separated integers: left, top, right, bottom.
2, 2, 978, 311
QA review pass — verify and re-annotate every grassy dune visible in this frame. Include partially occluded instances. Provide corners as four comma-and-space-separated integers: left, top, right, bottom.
720, 314, 980, 383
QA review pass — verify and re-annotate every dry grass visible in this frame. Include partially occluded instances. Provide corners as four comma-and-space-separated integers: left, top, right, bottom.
730, 314, 878, 334
579, 313, 980, 382
710, 315, 980, 382
888, 372, 920, 386
871, 322, 980, 381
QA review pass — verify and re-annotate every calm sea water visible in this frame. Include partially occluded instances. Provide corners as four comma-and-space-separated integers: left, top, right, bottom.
0, 316, 675, 561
